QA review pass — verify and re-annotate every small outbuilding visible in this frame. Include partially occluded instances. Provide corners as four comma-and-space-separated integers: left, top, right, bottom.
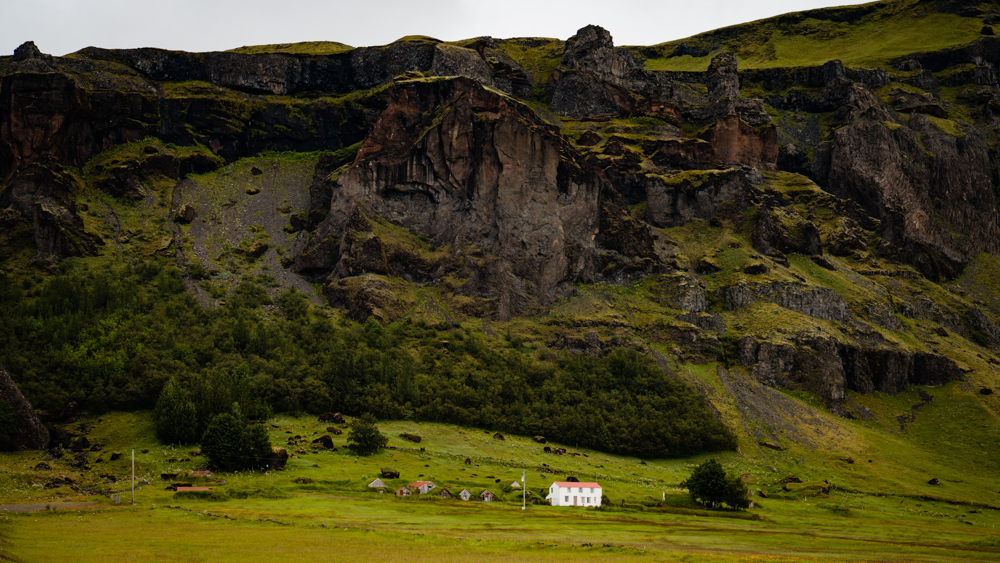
510, 481, 522, 489
479, 489, 496, 502
458, 488, 473, 501
546, 481, 602, 507
395, 487, 412, 496
437, 488, 453, 499
368, 478, 388, 489
408, 480, 437, 494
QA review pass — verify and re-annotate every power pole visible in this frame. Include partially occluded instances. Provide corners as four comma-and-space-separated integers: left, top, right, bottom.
131, 448, 135, 505
522, 469, 526, 511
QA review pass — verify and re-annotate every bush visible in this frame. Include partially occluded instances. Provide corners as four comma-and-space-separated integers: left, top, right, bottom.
685, 459, 750, 510
347, 413, 388, 456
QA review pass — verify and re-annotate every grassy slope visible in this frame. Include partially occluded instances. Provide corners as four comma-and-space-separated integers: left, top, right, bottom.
2, 408, 999, 562
640, 0, 992, 71
227, 42, 354, 55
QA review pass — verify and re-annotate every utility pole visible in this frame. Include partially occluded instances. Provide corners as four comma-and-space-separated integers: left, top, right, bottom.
131, 448, 135, 505
522, 469, 526, 511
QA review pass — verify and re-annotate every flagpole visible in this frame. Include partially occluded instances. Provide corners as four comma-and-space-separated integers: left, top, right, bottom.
522, 469, 525, 510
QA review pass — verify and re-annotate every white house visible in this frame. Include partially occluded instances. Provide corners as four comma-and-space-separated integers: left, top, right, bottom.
546, 481, 602, 507
458, 488, 472, 501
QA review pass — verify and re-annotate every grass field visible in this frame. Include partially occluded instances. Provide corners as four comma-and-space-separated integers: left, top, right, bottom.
2, 405, 999, 562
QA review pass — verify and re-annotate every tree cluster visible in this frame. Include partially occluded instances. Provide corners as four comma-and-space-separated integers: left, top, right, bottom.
685, 459, 750, 510
0, 260, 737, 459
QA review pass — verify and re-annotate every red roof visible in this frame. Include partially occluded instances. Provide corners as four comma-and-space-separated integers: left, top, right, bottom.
409, 481, 434, 487
552, 482, 601, 488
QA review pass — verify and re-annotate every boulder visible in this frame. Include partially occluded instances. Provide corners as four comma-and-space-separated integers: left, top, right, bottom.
174, 204, 196, 224
326, 427, 343, 435
928, 477, 940, 485
34, 462, 51, 471
492, 432, 504, 441
268, 446, 289, 470
311, 435, 335, 449
400, 433, 421, 443
110, 451, 122, 461
532, 436, 546, 444
381, 468, 400, 479
318, 412, 345, 423
71, 436, 91, 452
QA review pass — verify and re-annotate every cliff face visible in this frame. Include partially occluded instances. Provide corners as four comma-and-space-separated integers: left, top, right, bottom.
297, 77, 664, 320
1, 10, 999, 428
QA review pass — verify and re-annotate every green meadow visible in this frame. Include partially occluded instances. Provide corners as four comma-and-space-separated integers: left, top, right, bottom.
2, 404, 999, 562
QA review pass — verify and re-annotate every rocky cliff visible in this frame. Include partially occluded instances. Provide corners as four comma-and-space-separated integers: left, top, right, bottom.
1, 1, 999, 431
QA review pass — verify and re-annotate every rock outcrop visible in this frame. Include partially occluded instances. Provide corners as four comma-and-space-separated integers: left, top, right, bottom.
738, 336, 964, 407
0, 362, 49, 450
299, 77, 664, 320
0, 161, 103, 262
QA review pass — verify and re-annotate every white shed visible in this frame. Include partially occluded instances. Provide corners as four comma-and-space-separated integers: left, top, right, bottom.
546, 481, 602, 507
368, 478, 388, 489
510, 481, 522, 489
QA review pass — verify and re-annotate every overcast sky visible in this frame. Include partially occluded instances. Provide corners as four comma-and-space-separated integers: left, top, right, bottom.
3, 0, 857, 56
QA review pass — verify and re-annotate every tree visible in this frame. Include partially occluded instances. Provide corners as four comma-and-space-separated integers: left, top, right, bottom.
686, 458, 749, 510
347, 413, 388, 456
201, 412, 244, 471
155, 378, 199, 444
240, 423, 273, 470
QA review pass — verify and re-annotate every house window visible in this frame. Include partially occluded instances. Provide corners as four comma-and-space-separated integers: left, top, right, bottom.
564, 496, 568, 502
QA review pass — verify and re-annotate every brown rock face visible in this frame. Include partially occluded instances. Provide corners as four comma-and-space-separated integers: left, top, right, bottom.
302, 77, 662, 320
0, 362, 50, 450
700, 116, 779, 171
0, 58, 157, 182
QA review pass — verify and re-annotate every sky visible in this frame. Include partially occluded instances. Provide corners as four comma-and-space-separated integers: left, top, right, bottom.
2, 0, 859, 56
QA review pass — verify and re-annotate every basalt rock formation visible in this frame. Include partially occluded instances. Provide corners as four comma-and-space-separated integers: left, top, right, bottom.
298, 77, 664, 320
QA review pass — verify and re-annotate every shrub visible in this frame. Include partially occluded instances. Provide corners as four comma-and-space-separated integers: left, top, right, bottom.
347, 413, 388, 456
